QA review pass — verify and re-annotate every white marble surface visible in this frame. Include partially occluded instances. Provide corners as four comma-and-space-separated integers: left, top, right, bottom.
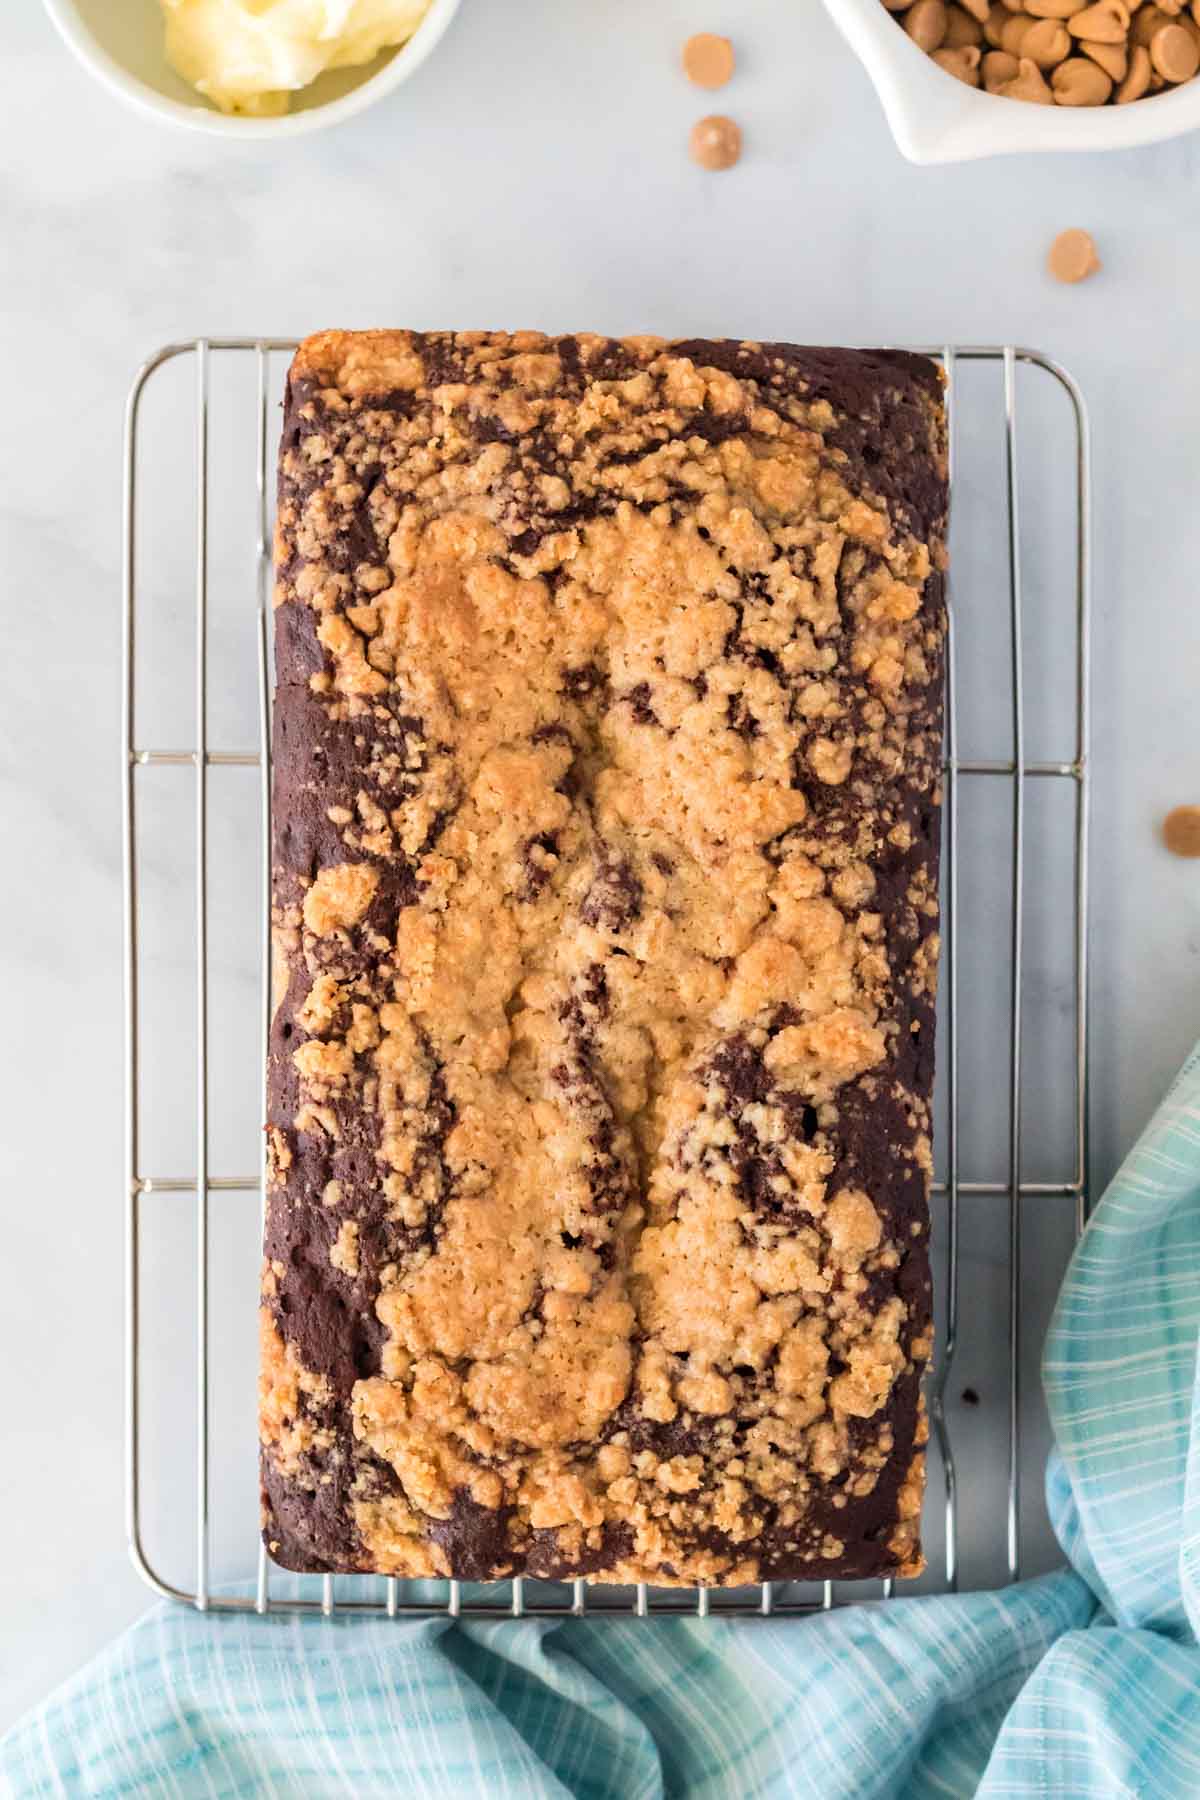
5, 0, 1200, 1737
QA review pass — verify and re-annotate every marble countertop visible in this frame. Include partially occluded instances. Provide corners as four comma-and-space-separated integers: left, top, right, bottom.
5, 0, 1200, 1734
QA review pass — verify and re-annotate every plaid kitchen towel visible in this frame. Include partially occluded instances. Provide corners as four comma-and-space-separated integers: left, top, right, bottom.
4, 1042, 1199, 1799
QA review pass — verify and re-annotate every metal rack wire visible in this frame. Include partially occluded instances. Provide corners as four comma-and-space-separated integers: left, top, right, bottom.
122, 339, 1091, 1618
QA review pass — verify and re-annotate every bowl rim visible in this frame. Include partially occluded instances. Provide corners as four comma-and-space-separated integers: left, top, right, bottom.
40, 0, 463, 138
822, 0, 1200, 160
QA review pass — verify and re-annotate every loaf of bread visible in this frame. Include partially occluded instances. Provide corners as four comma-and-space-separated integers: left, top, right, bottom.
261, 330, 946, 1586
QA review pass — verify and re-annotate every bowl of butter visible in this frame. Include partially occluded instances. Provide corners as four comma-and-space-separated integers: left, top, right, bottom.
42, 0, 462, 135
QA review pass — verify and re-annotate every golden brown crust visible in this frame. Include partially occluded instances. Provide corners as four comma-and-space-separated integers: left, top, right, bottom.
261, 330, 946, 1586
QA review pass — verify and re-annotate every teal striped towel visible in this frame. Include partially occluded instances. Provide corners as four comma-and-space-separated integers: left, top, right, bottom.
5, 1043, 1200, 1798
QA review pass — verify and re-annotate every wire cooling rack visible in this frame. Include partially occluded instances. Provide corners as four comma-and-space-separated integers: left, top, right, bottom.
122, 339, 1091, 1619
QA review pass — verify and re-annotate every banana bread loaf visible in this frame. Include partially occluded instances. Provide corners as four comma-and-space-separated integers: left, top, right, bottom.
262, 330, 946, 1587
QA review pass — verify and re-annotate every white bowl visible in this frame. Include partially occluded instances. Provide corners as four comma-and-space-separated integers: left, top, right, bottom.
822, 0, 1200, 161
41, 0, 462, 138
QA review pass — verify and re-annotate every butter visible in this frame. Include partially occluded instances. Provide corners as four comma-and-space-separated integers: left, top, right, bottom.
159, 0, 434, 116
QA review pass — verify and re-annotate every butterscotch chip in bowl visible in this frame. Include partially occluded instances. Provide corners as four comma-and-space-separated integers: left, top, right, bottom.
933, 42, 983, 75
1067, 0, 1130, 42
1116, 41, 1153, 95
983, 7, 1012, 47
1000, 14, 1038, 53
1052, 53, 1114, 97
1082, 39, 1129, 81
1150, 20, 1200, 77
1026, 0, 1087, 19
1023, 17, 1073, 63
999, 53, 1056, 95
1163, 805, 1200, 857
1131, 6, 1170, 48
905, 0, 951, 47
1047, 227, 1101, 280
689, 113, 742, 168
944, 5, 986, 45
682, 32, 736, 87
982, 46, 1022, 82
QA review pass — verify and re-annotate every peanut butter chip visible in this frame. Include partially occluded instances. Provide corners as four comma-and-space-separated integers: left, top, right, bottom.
905, 0, 950, 47
1052, 51, 1114, 93
984, 6, 1012, 45
1047, 227, 1101, 281
1068, 0, 1130, 37
1151, 19, 1200, 74
1132, 6, 1169, 48
933, 42, 983, 76
983, 45, 1022, 80
1000, 52, 1057, 93
689, 114, 742, 168
1163, 805, 1200, 857
1024, 17, 1072, 61
1027, 0, 1086, 16
1000, 12, 1037, 48
944, 5, 985, 45
1083, 37, 1129, 78
682, 32, 736, 88
1117, 40, 1153, 94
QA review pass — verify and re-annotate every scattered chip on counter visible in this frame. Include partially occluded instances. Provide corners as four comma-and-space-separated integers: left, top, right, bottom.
1163, 806, 1200, 857
683, 32, 735, 88
1048, 228, 1101, 282
689, 113, 742, 168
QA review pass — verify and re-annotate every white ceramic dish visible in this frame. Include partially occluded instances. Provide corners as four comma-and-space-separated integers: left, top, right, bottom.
41, 0, 462, 139
822, 0, 1200, 161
